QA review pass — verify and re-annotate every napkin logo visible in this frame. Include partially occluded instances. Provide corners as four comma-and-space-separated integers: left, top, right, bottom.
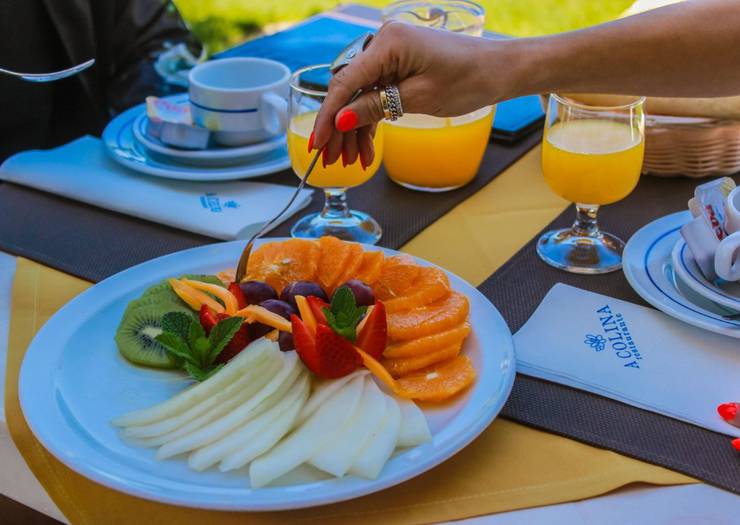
223, 200, 240, 209
584, 334, 606, 352
586, 305, 644, 369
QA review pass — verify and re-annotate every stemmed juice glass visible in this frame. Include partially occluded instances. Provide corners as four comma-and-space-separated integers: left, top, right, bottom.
287, 64, 384, 244
537, 94, 646, 273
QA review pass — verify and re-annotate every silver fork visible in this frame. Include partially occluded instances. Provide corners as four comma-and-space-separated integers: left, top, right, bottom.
234, 33, 373, 283
0, 58, 95, 83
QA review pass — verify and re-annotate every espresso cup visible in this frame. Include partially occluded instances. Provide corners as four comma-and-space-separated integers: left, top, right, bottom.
189, 57, 290, 146
715, 187, 740, 281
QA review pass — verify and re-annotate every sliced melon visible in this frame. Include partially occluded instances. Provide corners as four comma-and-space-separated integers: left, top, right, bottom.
348, 395, 402, 480
218, 376, 311, 472
310, 376, 387, 477
112, 340, 277, 427
122, 356, 280, 439
295, 369, 368, 427
189, 372, 309, 471
396, 399, 432, 447
249, 374, 364, 488
155, 351, 301, 459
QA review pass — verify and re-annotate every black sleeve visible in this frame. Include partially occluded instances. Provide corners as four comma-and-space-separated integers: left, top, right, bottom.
107, 0, 202, 113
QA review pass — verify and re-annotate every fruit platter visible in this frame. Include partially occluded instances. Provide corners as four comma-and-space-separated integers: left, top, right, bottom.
19, 237, 515, 510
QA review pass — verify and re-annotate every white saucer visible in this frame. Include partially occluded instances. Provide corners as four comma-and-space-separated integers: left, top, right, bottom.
102, 100, 290, 181
130, 95, 287, 168
623, 211, 740, 339
671, 239, 740, 312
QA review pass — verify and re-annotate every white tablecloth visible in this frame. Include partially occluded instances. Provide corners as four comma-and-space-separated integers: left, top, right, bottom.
0, 251, 736, 523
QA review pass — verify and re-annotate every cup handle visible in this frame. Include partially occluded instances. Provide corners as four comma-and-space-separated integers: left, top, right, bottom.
260, 92, 288, 136
715, 231, 740, 282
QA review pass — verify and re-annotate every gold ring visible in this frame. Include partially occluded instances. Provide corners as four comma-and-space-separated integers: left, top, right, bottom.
379, 88, 392, 120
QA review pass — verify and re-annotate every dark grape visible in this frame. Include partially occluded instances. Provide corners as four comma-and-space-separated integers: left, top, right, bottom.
280, 281, 328, 309
250, 299, 297, 339
278, 331, 294, 352
238, 280, 277, 306
334, 279, 374, 307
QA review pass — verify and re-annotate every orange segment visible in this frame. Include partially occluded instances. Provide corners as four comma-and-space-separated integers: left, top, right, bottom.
316, 236, 357, 292
384, 322, 471, 358
383, 341, 463, 378
396, 355, 477, 402
355, 251, 385, 284
372, 256, 421, 300
355, 347, 411, 399
246, 239, 319, 294
333, 241, 365, 291
388, 292, 470, 341
383, 267, 451, 313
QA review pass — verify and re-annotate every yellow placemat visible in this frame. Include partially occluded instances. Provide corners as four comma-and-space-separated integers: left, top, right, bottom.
5, 148, 693, 525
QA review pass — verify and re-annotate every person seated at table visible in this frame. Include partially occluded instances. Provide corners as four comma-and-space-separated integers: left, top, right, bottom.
0, 0, 200, 162
313, 0, 740, 168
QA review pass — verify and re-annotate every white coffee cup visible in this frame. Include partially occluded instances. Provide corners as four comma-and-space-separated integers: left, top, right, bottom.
189, 57, 290, 146
715, 187, 740, 281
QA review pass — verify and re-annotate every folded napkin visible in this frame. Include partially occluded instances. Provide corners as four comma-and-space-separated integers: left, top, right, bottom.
515, 283, 740, 437
0, 136, 312, 240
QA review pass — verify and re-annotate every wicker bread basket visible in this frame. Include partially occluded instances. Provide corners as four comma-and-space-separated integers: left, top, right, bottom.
539, 94, 740, 179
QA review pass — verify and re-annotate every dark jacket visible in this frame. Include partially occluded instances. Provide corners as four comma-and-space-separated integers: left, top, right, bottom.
0, 0, 200, 161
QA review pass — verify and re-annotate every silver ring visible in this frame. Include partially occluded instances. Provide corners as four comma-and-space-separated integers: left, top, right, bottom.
382, 84, 404, 121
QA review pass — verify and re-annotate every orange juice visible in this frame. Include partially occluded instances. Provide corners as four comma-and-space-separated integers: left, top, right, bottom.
287, 111, 383, 188
542, 119, 644, 205
383, 106, 495, 191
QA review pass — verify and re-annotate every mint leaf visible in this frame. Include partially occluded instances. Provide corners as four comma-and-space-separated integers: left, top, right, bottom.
207, 316, 244, 364
184, 362, 224, 382
188, 320, 208, 363
324, 288, 367, 342
161, 312, 193, 341
156, 332, 198, 366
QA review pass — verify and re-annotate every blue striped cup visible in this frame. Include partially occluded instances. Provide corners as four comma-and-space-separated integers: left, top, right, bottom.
189, 57, 290, 146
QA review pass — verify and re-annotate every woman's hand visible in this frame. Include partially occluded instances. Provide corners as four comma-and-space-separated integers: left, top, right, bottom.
311, 22, 514, 168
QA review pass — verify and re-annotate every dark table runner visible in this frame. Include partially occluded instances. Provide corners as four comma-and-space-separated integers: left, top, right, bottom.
0, 131, 540, 282
480, 174, 740, 493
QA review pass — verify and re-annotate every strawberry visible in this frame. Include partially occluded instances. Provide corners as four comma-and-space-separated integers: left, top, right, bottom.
199, 305, 218, 335
228, 282, 248, 309
307, 295, 329, 325
292, 314, 320, 374
356, 300, 387, 360
314, 324, 362, 378
215, 323, 251, 364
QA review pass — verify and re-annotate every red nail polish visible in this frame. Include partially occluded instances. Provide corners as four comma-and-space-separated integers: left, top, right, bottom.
718, 403, 739, 422
360, 156, 367, 171
322, 149, 328, 169
336, 109, 358, 132
341, 150, 348, 168
732, 438, 740, 452
307, 131, 315, 153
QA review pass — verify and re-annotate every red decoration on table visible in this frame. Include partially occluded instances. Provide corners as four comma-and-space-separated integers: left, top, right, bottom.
717, 402, 740, 427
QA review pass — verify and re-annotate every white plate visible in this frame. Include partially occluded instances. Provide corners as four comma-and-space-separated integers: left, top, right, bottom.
623, 211, 740, 339
102, 102, 290, 181
18, 241, 516, 511
671, 239, 740, 312
130, 95, 287, 168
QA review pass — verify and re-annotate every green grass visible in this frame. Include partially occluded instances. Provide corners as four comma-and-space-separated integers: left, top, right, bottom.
173, 0, 635, 54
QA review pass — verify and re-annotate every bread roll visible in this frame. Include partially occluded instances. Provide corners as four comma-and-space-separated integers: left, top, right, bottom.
563, 93, 740, 120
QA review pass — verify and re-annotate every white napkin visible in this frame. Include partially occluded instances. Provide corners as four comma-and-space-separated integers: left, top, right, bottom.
514, 283, 740, 437
0, 136, 313, 240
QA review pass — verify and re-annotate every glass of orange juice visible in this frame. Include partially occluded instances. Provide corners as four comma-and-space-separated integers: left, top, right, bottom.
287, 64, 383, 243
538, 94, 646, 274
382, 0, 492, 192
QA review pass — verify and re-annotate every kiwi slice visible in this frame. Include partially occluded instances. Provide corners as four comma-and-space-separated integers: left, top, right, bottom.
115, 304, 192, 368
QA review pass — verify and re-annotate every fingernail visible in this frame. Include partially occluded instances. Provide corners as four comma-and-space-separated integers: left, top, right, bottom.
336, 109, 358, 132
360, 156, 367, 171
718, 403, 739, 422
733, 438, 740, 451
341, 150, 348, 168
307, 131, 315, 153
322, 149, 328, 169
